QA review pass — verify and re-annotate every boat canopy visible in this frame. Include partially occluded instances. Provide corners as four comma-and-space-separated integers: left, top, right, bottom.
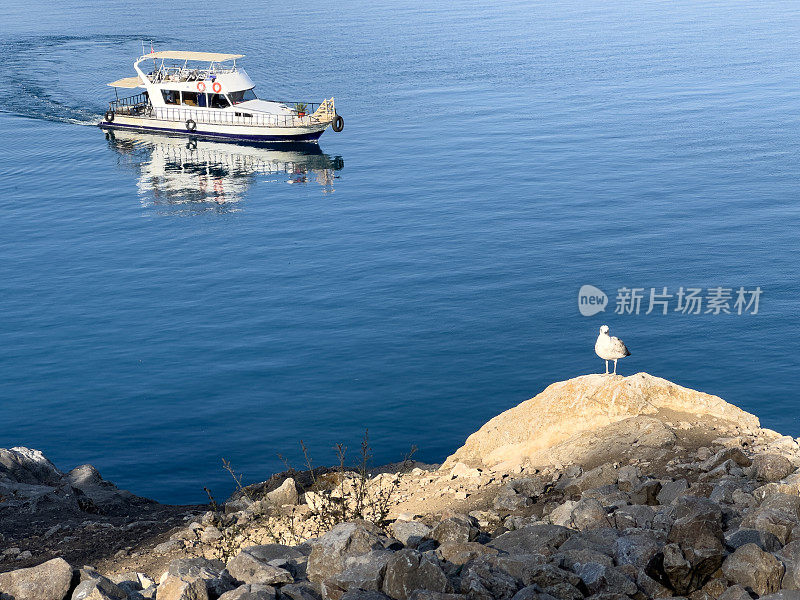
108, 76, 145, 88
140, 51, 244, 62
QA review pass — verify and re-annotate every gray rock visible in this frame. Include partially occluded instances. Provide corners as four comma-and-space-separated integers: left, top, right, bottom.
645, 541, 723, 596
509, 587, 558, 600
571, 563, 637, 597
548, 500, 578, 527
718, 584, 754, 600
238, 544, 305, 578
166, 557, 236, 597
227, 551, 293, 586
657, 479, 688, 505
0, 447, 62, 485
488, 524, 571, 556
390, 521, 431, 548
280, 582, 323, 600
559, 528, 620, 556
140, 586, 157, 600
493, 485, 531, 511
777, 541, 800, 590
478, 554, 549, 582
67, 464, 140, 512
673, 496, 722, 522
613, 530, 664, 569
752, 454, 794, 483
722, 543, 784, 597
407, 593, 465, 600
563, 464, 618, 496
636, 569, 672, 599
324, 550, 394, 597
0, 558, 73, 600
741, 493, 800, 544
307, 522, 386, 582
341, 592, 391, 600
725, 528, 782, 552
701, 448, 751, 471
569, 499, 610, 531
759, 593, 800, 600
631, 479, 662, 506
580, 485, 630, 510
613, 504, 655, 530
108, 571, 143, 591
519, 563, 584, 594
435, 542, 497, 565
218, 585, 277, 600
429, 515, 478, 545
555, 548, 614, 571
71, 576, 127, 600
493, 478, 548, 511
459, 560, 520, 600
154, 539, 184, 554
382, 549, 450, 600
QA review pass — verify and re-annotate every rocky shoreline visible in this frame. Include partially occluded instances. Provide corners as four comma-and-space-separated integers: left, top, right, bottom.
4, 372, 800, 600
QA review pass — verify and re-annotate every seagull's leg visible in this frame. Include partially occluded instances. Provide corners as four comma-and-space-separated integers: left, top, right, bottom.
613, 359, 618, 375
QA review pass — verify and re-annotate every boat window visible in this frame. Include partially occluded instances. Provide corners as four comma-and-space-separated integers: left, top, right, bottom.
209, 93, 230, 109
228, 88, 258, 104
181, 91, 199, 106
161, 89, 179, 105
197, 93, 207, 108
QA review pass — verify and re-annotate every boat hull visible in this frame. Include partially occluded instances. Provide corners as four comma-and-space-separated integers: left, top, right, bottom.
98, 115, 328, 142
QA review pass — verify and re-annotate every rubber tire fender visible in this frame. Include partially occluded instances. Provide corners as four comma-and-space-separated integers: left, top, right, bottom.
104, 110, 115, 122
332, 114, 344, 132
185, 119, 197, 132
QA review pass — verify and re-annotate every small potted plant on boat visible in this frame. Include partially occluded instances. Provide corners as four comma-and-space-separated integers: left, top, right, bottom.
294, 103, 308, 117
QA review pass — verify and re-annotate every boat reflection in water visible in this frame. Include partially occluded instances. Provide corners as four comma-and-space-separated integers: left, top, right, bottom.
104, 129, 343, 213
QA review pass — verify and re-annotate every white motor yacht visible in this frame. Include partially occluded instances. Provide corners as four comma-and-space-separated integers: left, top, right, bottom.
99, 50, 344, 142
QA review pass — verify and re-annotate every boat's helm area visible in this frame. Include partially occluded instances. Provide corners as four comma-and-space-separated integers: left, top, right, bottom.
145, 63, 241, 84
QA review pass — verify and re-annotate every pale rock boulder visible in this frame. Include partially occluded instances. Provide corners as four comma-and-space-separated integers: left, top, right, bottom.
265, 478, 299, 507
0, 557, 73, 600
444, 373, 760, 470
156, 575, 210, 600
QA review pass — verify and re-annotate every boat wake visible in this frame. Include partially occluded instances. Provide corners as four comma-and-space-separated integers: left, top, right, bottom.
0, 34, 149, 125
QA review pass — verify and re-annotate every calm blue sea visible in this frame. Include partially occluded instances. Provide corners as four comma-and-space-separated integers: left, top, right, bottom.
2, 0, 800, 504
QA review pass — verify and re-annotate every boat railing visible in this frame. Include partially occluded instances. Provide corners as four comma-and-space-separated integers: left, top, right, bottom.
109, 92, 151, 116
280, 102, 321, 114
145, 65, 243, 84
149, 106, 330, 128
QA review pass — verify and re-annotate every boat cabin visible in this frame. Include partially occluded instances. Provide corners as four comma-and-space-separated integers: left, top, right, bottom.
109, 51, 259, 111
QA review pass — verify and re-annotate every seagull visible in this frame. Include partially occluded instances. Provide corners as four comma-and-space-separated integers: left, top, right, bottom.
595, 325, 631, 375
